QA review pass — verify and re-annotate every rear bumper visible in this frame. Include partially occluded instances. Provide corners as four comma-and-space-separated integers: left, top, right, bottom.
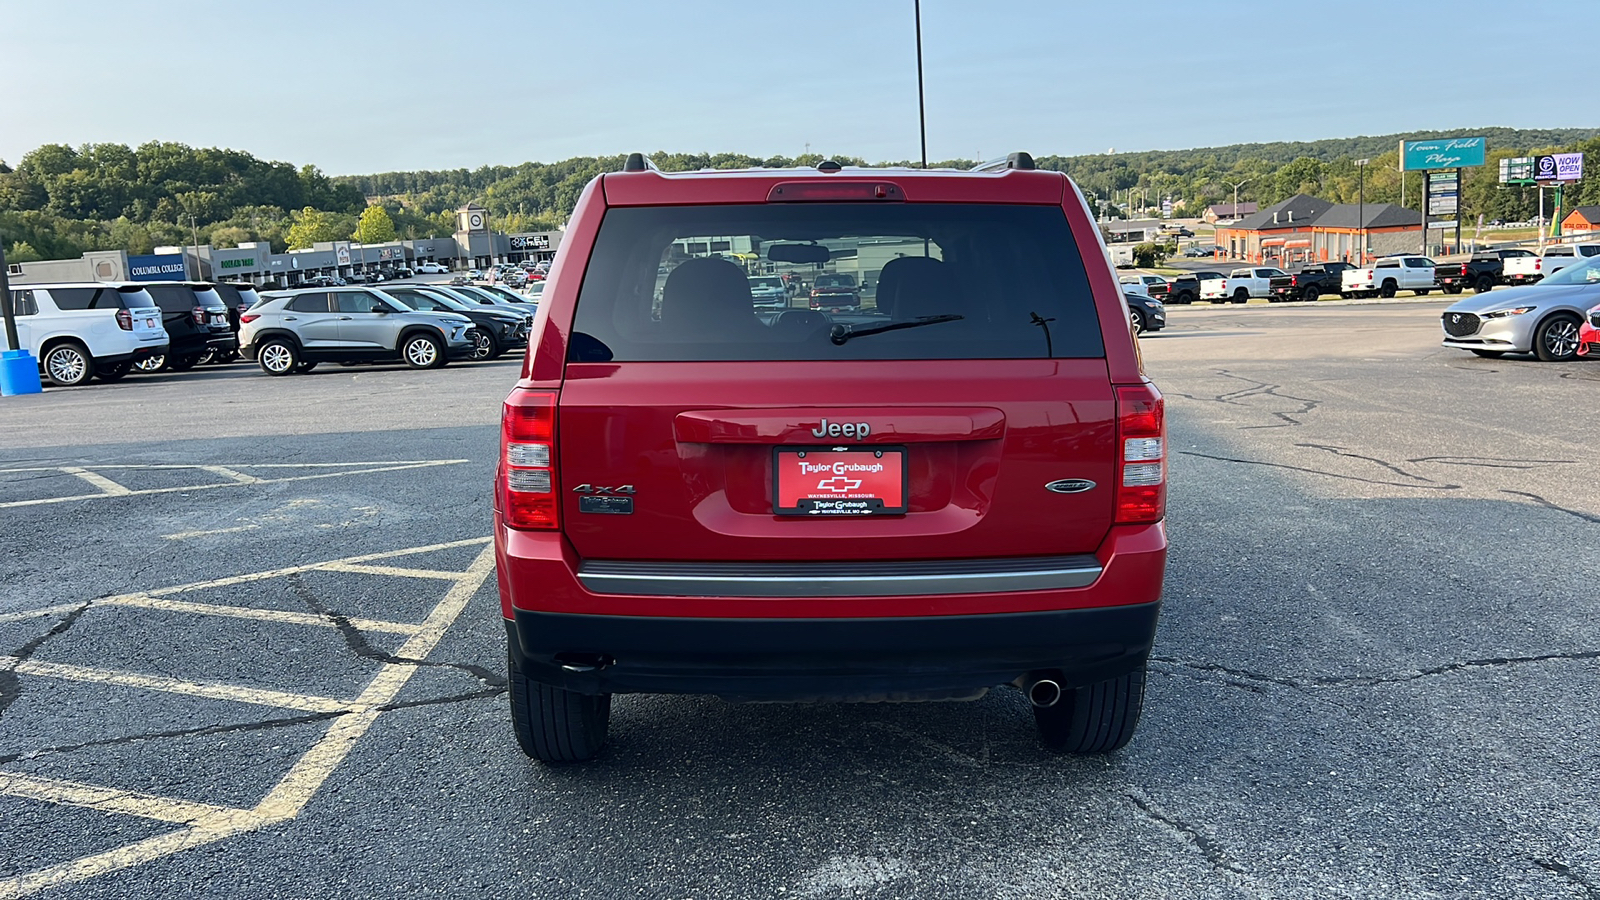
506, 602, 1161, 699
98, 342, 169, 366
497, 522, 1166, 697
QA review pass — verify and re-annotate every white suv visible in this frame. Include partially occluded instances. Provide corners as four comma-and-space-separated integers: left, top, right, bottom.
3, 283, 169, 386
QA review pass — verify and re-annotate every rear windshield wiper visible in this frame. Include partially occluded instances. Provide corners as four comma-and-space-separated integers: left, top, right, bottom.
829, 314, 963, 345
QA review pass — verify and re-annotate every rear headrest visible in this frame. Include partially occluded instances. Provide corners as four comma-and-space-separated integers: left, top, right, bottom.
874, 256, 945, 318
661, 257, 757, 331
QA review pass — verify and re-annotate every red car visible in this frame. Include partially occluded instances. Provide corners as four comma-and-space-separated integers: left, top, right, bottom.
1580, 303, 1600, 357
496, 153, 1167, 762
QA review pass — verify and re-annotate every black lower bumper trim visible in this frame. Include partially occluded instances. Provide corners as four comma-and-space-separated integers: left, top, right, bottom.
506, 603, 1161, 699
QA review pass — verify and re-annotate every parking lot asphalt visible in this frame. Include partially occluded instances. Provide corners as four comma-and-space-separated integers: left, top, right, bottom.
2, 305, 1597, 899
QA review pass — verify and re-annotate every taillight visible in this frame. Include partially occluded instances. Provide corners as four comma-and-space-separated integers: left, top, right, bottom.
240, 313, 260, 324
191, 306, 206, 325
501, 390, 559, 530
1115, 384, 1166, 525
1535, 260, 1542, 271
1460, 265, 1469, 276
1290, 275, 1298, 286
115, 309, 133, 331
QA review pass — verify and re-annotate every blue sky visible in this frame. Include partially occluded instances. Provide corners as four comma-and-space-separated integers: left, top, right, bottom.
0, 0, 1583, 175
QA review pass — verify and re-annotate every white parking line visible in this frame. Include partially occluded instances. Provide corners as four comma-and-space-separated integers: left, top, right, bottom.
0, 460, 469, 509
0, 604, 84, 624
0, 540, 498, 899
0, 773, 251, 826
161, 525, 261, 540
10, 660, 357, 714
101, 594, 422, 635
58, 467, 132, 497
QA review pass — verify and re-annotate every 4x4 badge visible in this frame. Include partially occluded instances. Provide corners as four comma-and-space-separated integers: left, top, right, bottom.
1044, 479, 1096, 494
572, 484, 636, 495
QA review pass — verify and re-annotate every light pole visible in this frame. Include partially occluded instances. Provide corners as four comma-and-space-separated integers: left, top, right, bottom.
1228, 179, 1251, 220
1354, 159, 1369, 263
189, 214, 202, 280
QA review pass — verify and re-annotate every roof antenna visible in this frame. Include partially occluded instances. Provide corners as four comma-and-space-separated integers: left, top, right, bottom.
915, 0, 927, 169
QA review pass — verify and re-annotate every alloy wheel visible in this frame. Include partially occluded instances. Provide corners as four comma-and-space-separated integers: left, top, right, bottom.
46, 346, 89, 386
470, 330, 492, 361
406, 337, 439, 367
260, 343, 295, 374
1545, 320, 1579, 359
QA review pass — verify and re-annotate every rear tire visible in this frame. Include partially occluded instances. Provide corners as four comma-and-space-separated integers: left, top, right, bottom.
168, 354, 200, 371
1444, 285, 1463, 295
468, 328, 499, 362
508, 649, 610, 763
1302, 286, 1320, 302
1474, 276, 1493, 294
1379, 281, 1397, 298
258, 339, 299, 376
1232, 289, 1248, 304
1533, 313, 1582, 362
1129, 310, 1145, 335
95, 361, 133, 382
41, 341, 94, 387
1034, 666, 1146, 753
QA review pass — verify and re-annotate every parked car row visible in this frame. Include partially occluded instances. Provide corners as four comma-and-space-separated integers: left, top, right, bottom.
3, 279, 541, 386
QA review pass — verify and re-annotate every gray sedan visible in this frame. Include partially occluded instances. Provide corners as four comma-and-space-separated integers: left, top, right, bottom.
1440, 256, 1600, 361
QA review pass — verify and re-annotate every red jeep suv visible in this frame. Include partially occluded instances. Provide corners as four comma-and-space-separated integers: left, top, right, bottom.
496, 153, 1167, 763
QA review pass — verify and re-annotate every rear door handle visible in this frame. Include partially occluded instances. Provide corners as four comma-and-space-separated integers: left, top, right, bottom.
338, 316, 353, 320
283, 316, 298, 321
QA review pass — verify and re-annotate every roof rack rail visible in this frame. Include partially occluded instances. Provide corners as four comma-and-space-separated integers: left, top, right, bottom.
621, 152, 659, 172
970, 152, 1037, 173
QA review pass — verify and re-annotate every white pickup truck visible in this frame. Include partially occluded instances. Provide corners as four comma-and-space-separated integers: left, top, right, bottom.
1341, 256, 1435, 298
1504, 242, 1600, 285
1199, 267, 1286, 304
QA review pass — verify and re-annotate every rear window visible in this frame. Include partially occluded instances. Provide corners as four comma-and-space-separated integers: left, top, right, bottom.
749, 276, 784, 289
145, 284, 201, 312
42, 286, 146, 311
569, 203, 1105, 362
213, 284, 262, 309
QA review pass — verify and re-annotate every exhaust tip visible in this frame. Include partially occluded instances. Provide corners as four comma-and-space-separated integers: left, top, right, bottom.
1027, 678, 1062, 708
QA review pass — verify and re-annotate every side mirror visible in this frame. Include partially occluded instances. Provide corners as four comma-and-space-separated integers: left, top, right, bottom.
372, 305, 392, 314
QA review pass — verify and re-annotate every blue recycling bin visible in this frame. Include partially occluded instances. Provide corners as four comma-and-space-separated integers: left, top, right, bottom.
1, 349, 43, 395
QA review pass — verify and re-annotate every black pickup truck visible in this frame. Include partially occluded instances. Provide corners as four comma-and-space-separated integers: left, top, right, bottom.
1434, 248, 1536, 294
1267, 262, 1353, 302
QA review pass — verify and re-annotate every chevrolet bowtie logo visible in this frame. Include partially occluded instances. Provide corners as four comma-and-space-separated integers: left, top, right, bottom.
814, 476, 863, 492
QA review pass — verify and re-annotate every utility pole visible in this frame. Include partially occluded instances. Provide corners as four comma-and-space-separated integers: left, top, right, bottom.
190, 214, 202, 280
914, 0, 927, 168
1354, 160, 1368, 263
1228, 179, 1251, 221
0, 235, 43, 395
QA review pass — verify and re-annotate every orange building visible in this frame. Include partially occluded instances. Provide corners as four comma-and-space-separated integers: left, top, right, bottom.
1213, 194, 1426, 265
1561, 206, 1600, 235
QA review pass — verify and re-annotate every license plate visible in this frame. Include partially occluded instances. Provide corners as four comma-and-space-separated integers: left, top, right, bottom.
774, 447, 907, 516
144, 319, 155, 328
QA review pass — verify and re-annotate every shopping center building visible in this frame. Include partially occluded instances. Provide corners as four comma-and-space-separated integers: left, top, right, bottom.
5, 204, 562, 287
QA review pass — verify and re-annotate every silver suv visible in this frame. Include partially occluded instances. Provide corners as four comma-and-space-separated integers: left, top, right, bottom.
241, 287, 476, 375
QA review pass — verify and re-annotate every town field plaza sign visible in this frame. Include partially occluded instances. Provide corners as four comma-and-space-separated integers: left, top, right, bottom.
1401, 137, 1487, 171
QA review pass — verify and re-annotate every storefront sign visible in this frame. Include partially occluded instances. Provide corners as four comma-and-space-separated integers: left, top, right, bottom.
1401, 137, 1486, 171
335, 245, 351, 266
127, 253, 188, 281
510, 234, 551, 250
218, 257, 255, 270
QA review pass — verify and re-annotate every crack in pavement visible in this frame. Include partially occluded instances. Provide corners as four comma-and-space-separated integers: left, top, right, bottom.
1535, 858, 1600, 900
1168, 369, 1323, 429
1126, 790, 1245, 876
0, 602, 92, 724
1503, 490, 1600, 525
288, 573, 507, 689
1295, 443, 1449, 485
1409, 456, 1577, 470
0, 687, 506, 766
1177, 451, 1462, 490
1153, 649, 1600, 692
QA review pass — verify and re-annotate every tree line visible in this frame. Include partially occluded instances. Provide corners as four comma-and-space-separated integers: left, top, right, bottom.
3, 128, 1598, 263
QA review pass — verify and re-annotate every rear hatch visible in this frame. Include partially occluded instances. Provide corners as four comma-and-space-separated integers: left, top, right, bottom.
555, 200, 1117, 565
114, 286, 167, 345
1268, 273, 1297, 295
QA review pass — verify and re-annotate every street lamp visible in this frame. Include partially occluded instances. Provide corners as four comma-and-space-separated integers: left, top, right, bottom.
1354, 159, 1369, 263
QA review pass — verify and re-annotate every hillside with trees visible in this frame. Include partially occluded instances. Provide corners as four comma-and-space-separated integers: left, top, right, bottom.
3, 128, 1598, 264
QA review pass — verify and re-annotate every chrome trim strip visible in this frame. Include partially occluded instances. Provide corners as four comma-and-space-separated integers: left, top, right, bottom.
578, 556, 1103, 597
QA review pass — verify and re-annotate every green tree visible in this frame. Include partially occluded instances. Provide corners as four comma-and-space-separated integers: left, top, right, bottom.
6, 241, 42, 262
352, 204, 397, 243
284, 206, 341, 250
